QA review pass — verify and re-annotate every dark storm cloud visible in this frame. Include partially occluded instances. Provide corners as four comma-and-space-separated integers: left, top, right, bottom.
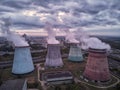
0, 0, 120, 29
12, 15, 42, 25
0, 0, 32, 9
0, 5, 17, 13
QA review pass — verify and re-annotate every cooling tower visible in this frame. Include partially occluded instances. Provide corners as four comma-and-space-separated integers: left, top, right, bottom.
68, 43, 83, 62
45, 44, 63, 67
12, 46, 34, 74
83, 48, 110, 81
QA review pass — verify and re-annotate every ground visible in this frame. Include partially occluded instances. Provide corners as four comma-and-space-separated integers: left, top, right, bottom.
0, 42, 120, 90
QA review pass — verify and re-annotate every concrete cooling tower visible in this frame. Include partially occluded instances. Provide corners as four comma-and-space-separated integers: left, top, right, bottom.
45, 44, 63, 67
12, 46, 34, 74
68, 43, 83, 62
83, 48, 110, 81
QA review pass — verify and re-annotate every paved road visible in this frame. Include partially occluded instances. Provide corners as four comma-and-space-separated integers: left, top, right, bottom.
74, 74, 120, 89
37, 64, 47, 90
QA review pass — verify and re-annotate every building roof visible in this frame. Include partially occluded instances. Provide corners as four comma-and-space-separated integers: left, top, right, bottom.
0, 79, 26, 90
89, 48, 106, 53
46, 71, 72, 79
42, 71, 73, 82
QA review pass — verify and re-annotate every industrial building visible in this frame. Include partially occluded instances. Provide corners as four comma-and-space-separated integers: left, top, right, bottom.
0, 79, 27, 90
41, 71, 73, 85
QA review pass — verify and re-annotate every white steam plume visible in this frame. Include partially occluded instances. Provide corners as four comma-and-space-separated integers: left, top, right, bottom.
1, 17, 29, 47
7, 32, 29, 47
45, 22, 59, 44
75, 28, 111, 51
65, 28, 79, 43
75, 28, 89, 42
81, 37, 111, 51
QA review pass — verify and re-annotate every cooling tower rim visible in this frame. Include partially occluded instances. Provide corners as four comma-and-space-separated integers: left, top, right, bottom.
89, 48, 106, 53
47, 43, 60, 45
15, 46, 30, 48
67, 42, 80, 44
89, 48, 106, 51
12, 69, 34, 75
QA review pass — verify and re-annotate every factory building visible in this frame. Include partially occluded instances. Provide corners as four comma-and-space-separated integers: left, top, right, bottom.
0, 79, 27, 90
41, 71, 73, 85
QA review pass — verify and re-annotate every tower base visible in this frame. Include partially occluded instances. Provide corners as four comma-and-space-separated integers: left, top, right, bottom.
68, 56, 83, 62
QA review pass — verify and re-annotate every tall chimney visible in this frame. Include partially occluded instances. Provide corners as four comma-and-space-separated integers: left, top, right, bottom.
83, 48, 110, 81
12, 46, 34, 74
68, 43, 83, 62
45, 44, 63, 67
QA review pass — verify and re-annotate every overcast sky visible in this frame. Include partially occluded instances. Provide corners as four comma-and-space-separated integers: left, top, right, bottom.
0, 0, 120, 36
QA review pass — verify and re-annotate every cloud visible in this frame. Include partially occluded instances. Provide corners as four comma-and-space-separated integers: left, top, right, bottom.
0, 0, 120, 33
11, 15, 44, 28
86, 0, 108, 5
0, 5, 16, 12
0, 0, 32, 9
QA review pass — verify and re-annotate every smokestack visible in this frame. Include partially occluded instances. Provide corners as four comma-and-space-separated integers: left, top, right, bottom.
45, 44, 63, 67
68, 43, 83, 62
83, 48, 110, 81
12, 46, 34, 74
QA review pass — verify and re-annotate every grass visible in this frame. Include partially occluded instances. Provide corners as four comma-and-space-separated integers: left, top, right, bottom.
63, 58, 86, 78
0, 47, 120, 90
